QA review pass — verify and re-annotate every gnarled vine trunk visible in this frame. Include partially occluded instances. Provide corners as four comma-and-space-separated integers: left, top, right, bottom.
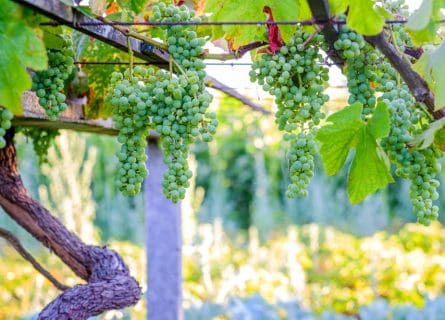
0, 129, 141, 319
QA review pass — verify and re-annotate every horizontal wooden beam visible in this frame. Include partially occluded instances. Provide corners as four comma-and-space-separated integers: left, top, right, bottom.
13, 0, 169, 65
13, 92, 119, 135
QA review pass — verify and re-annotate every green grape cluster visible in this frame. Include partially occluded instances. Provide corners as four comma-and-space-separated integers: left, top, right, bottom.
32, 36, 74, 121
107, 4, 217, 201
379, 81, 441, 225
21, 127, 59, 164
148, 3, 216, 202
0, 108, 13, 149
334, 26, 378, 116
286, 133, 316, 198
249, 29, 329, 198
108, 67, 150, 196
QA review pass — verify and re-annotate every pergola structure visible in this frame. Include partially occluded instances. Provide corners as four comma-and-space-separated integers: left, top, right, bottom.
2, 0, 444, 319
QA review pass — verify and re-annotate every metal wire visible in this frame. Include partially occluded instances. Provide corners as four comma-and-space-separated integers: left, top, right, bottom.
41, 18, 445, 27
74, 61, 341, 66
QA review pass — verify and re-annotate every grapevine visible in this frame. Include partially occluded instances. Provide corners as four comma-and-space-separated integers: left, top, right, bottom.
32, 35, 75, 121
147, 3, 217, 202
249, 29, 329, 198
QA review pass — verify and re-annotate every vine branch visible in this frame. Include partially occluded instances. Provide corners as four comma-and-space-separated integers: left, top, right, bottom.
0, 227, 69, 291
365, 32, 445, 120
205, 77, 271, 115
0, 129, 141, 319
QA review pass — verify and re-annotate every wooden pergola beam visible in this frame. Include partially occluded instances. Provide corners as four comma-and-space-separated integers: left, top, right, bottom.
13, 0, 169, 64
13, 92, 118, 135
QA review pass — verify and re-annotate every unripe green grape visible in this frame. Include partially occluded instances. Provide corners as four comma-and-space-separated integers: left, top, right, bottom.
32, 35, 74, 120
250, 27, 328, 198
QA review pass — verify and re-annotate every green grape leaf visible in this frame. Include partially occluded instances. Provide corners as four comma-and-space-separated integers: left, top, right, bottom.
328, 0, 348, 16
205, 0, 299, 48
43, 27, 66, 50
406, 0, 433, 30
412, 46, 434, 84
348, 126, 393, 204
347, 0, 385, 35
348, 102, 393, 204
406, 0, 445, 45
411, 117, 445, 149
116, 0, 147, 14
0, 0, 47, 114
316, 102, 364, 176
434, 128, 445, 151
413, 40, 445, 110
317, 102, 393, 204
430, 40, 445, 108
367, 101, 391, 138
0, 47, 32, 114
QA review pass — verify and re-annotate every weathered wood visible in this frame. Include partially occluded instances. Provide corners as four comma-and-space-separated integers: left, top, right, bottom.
307, 0, 344, 66
12, 0, 169, 65
144, 143, 183, 320
13, 91, 118, 135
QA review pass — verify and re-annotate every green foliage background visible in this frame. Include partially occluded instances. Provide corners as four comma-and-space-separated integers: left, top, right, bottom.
1, 95, 445, 319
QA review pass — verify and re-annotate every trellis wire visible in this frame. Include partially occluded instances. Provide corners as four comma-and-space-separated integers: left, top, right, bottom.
74, 61, 342, 66
41, 18, 445, 27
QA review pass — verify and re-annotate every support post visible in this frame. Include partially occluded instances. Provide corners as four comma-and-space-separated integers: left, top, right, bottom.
144, 142, 183, 320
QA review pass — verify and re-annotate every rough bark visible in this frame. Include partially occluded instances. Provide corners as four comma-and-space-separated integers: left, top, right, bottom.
0, 128, 141, 319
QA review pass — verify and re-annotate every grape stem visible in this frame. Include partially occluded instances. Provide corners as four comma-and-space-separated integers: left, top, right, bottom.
170, 57, 189, 81
169, 56, 173, 77
303, 25, 324, 47
100, 16, 169, 51
127, 36, 134, 78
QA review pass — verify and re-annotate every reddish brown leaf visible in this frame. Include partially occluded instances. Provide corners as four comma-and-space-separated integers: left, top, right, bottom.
174, 0, 185, 6
263, 6, 283, 54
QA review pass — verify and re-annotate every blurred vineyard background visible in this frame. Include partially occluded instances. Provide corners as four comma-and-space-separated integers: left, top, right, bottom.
2, 93, 445, 319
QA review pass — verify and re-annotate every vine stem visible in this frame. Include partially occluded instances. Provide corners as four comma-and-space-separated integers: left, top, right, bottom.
303, 24, 324, 47
100, 15, 169, 51
127, 36, 134, 78
0, 227, 69, 291
170, 57, 189, 81
169, 56, 173, 77
99, 16, 267, 61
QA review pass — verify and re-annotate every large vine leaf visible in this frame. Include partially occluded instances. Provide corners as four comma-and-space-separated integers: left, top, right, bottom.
204, 0, 300, 49
327, 0, 385, 35
116, 0, 147, 14
413, 40, 445, 109
347, 0, 384, 35
316, 102, 393, 204
406, 0, 445, 45
328, 0, 348, 16
0, 0, 47, 114
411, 117, 445, 150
